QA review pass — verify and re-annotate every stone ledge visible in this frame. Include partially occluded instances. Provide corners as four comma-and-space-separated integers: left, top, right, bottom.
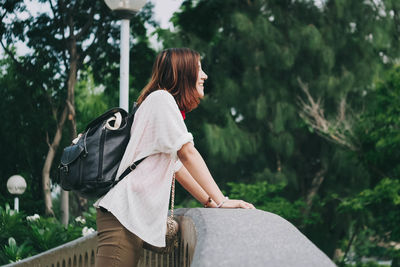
2, 232, 97, 267
175, 208, 336, 267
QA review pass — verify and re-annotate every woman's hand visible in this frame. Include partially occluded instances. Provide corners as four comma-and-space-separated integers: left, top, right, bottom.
220, 199, 256, 209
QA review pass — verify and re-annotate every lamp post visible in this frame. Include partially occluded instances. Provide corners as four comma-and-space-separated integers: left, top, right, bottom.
104, 0, 147, 111
7, 175, 27, 212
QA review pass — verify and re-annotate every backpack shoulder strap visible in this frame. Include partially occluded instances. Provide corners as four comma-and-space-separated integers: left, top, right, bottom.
130, 102, 139, 115
113, 157, 147, 186
112, 102, 144, 186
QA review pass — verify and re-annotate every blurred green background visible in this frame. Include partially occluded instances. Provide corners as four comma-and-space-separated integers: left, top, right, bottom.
0, 0, 399, 266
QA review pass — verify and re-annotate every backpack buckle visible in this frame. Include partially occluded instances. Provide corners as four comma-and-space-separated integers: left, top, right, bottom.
60, 165, 69, 173
129, 163, 137, 171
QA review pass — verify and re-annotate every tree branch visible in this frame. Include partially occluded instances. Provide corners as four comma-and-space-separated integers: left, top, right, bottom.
81, 32, 99, 62
341, 226, 358, 265
75, 7, 95, 41
72, 0, 80, 15
46, 132, 51, 147
297, 77, 358, 151
0, 39, 23, 68
305, 166, 327, 208
50, 0, 69, 72
66, 99, 75, 117
49, 0, 57, 18
0, 9, 8, 22
0, 39, 55, 108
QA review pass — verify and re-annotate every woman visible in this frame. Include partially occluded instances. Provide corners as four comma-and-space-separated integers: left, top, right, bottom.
94, 48, 255, 267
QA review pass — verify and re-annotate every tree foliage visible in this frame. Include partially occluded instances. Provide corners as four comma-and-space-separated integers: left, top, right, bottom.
159, 0, 400, 261
1, 0, 400, 264
335, 66, 400, 264
357, 66, 400, 181
0, 55, 52, 213
0, 0, 156, 215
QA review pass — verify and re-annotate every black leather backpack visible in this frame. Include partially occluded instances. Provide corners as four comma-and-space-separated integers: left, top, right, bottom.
58, 104, 145, 199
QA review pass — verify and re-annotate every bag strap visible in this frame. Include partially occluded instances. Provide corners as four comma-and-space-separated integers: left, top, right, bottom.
112, 157, 147, 186
170, 173, 176, 218
109, 102, 143, 186
113, 158, 176, 219
130, 102, 139, 115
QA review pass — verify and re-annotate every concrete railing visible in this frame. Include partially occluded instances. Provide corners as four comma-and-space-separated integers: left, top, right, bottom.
2, 209, 196, 267
2, 232, 98, 267
3, 208, 336, 267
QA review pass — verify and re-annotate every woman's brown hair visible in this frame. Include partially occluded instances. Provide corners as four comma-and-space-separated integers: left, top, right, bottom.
137, 48, 201, 112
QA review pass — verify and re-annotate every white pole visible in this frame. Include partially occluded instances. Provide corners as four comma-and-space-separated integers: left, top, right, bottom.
120, 19, 130, 111
14, 197, 19, 212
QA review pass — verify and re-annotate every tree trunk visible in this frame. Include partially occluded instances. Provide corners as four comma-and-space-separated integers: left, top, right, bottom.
74, 192, 88, 215
42, 106, 68, 216
60, 26, 79, 225
276, 153, 282, 172
301, 166, 327, 220
305, 167, 327, 208
60, 190, 69, 225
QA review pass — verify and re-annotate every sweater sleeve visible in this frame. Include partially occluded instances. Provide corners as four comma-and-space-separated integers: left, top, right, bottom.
147, 91, 194, 159
174, 159, 183, 173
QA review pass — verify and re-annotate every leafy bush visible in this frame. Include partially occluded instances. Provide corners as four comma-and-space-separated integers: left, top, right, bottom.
0, 204, 97, 265
28, 216, 80, 251
0, 237, 33, 264
0, 204, 27, 242
337, 178, 400, 265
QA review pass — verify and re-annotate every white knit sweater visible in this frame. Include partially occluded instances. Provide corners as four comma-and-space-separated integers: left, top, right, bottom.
94, 90, 193, 247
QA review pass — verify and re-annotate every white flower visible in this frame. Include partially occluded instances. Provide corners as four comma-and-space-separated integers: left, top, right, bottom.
26, 214, 40, 222
82, 226, 95, 237
75, 216, 86, 224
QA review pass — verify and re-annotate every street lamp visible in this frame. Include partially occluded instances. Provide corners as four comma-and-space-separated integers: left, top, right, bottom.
7, 175, 27, 212
104, 0, 147, 111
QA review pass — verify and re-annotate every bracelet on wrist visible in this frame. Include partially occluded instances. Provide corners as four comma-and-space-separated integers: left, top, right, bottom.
216, 196, 229, 208
203, 196, 212, 208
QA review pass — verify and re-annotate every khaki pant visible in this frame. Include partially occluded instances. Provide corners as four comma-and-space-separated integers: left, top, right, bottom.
96, 208, 143, 267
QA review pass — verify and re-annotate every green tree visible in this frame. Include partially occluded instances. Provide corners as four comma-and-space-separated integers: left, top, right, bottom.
337, 66, 400, 264
160, 0, 400, 259
0, 1, 156, 220
357, 66, 400, 181
0, 55, 52, 214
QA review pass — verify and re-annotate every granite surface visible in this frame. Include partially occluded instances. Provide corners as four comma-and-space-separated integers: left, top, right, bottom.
175, 208, 336, 267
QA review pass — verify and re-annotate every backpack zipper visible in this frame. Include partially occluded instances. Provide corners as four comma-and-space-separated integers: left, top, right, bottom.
98, 128, 106, 181
78, 154, 83, 188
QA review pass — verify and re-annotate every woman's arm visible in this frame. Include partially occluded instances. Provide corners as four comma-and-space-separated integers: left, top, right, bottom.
175, 165, 217, 208
177, 142, 255, 209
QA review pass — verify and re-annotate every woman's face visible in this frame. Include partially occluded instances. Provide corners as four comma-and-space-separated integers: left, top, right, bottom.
196, 61, 208, 98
